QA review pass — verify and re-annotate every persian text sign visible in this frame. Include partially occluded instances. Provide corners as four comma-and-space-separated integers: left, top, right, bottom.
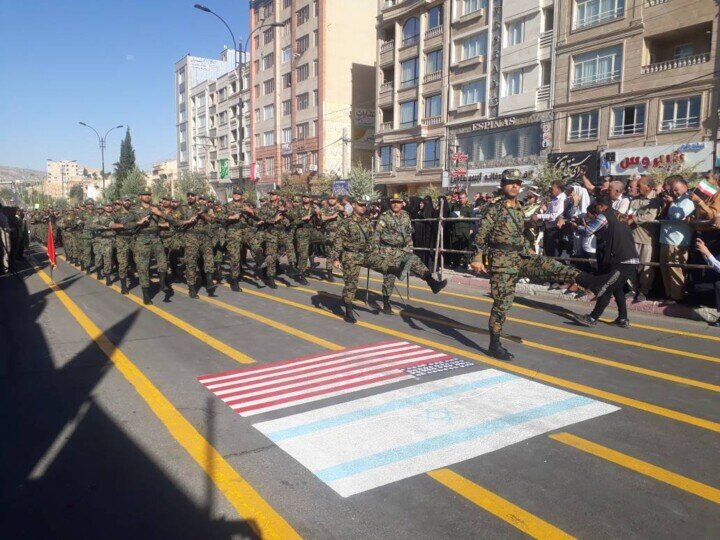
605, 142, 712, 176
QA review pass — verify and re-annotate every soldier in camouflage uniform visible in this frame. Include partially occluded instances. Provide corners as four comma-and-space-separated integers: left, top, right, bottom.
89, 202, 118, 284
290, 194, 325, 285
78, 200, 96, 273
58, 210, 77, 263
178, 192, 216, 298
255, 191, 295, 289
332, 198, 405, 323
161, 198, 185, 283
220, 187, 266, 292
471, 169, 621, 360
317, 195, 342, 281
90, 205, 108, 277
211, 199, 227, 283
376, 194, 447, 314
113, 197, 136, 294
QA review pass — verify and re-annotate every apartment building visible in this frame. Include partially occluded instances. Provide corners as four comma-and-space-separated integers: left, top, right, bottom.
45, 160, 102, 199
149, 159, 179, 195
249, 0, 376, 189
552, 0, 718, 179
375, 0, 556, 195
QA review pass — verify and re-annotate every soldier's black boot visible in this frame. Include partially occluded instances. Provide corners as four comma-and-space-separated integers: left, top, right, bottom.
215, 262, 223, 284
229, 277, 241, 292
382, 295, 393, 315
120, 278, 129, 295
141, 287, 153, 306
422, 272, 447, 294
343, 302, 356, 324
264, 277, 278, 289
326, 270, 336, 282
575, 270, 620, 298
105, 275, 112, 287
159, 271, 169, 292
96, 268, 102, 280
205, 276, 217, 297
488, 334, 514, 361
188, 284, 199, 299
296, 272, 309, 285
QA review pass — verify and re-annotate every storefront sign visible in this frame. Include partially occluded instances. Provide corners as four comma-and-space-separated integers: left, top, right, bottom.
602, 142, 713, 176
472, 117, 517, 131
451, 152, 469, 162
443, 165, 538, 187
549, 151, 599, 182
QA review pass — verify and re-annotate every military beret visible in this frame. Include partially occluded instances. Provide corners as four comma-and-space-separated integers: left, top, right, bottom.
500, 169, 523, 185
85, 199, 95, 204
138, 188, 151, 195
186, 191, 196, 196
232, 187, 244, 195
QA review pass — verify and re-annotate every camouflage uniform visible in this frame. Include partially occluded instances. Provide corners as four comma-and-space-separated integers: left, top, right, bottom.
256, 202, 295, 278
376, 209, 429, 296
220, 202, 264, 281
58, 212, 77, 262
114, 209, 136, 280
126, 204, 168, 288
78, 207, 95, 270
178, 202, 215, 286
333, 213, 392, 303
473, 197, 579, 335
88, 210, 116, 277
319, 204, 342, 271
291, 203, 323, 274
160, 206, 184, 278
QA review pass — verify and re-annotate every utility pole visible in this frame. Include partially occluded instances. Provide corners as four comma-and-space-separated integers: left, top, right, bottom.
79, 122, 124, 194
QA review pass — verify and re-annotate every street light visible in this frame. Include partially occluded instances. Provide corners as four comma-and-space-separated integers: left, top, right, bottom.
78, 122, 124, 194
194, 3, 283, 188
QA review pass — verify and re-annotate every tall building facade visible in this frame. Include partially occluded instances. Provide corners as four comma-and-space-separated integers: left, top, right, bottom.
374, 0, 556, 195
45, 160, 102, 199
175, 49, 253, 195
248, 0, 376, 190
552, 0, 718, 179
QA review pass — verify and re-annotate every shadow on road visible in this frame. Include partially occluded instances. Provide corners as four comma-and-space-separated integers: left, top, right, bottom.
0, 251, 258, 539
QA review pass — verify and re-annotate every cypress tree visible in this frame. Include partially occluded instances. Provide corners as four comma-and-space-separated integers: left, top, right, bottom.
113, 127, 136, 193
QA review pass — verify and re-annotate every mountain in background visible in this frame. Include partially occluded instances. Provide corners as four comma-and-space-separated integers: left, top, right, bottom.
0, 165, 45, 183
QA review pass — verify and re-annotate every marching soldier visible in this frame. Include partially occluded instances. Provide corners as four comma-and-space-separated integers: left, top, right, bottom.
255, 191, 294, 289
179, 192, 216, 298
376, 194, 447, 314
221, 187, 265, 292
113, 197, 136, 294
332, 197, 405, 324
89, 202, 119, 285
317, 194, 342, 282
78, 200, 96, 273
470, 169, 621, 361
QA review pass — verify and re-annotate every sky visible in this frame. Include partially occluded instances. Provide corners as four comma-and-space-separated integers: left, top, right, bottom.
0, 0, 249, 172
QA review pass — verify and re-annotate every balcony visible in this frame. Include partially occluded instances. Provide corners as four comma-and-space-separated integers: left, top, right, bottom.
380, 40, 395, 53
642, 52, 711, 74
379, 121, 394, 133
379, 81, 394, 93
421, 116, 442, 126
423, 71, 442, 84
379, 40, 395, 66
452, 8, 485, 27
571, 70, 621, 89
645, 0, 669, 6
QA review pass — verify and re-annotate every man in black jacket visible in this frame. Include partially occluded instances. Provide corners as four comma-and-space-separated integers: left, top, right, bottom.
572, 195, 639, 328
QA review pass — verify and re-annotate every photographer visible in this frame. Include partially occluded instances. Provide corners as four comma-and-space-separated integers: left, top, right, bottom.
659, 176, 695, 302
626, 175, 662, 301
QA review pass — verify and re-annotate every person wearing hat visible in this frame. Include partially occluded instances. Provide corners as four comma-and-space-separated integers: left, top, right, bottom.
112, 196, 137, 294
78, 199, 97, 273
376, 193, 447, 314
88, 202, 119, 285
448, 190, 474, 269
255, 191, 296, 288
332, 197, 406, 323
470, 168, 622, 360
290, 193, 324, 285
218, 188, 264, 291
316, 194, 342, 281
177, 191, 217, 298
570, 195, 638, 329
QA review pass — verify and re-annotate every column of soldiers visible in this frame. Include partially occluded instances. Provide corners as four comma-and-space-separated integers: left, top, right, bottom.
28, 188, 450, 320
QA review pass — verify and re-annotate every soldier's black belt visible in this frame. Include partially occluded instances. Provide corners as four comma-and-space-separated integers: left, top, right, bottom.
488, 243, 524, 252
380, 242, 404, 248
137, 231, 160, 236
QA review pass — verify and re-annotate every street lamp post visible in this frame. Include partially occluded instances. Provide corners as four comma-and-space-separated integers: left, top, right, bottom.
79, 122, 124, 195
194, 4, 282, 188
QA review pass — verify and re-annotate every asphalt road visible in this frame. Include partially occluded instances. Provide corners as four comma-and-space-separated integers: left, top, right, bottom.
1, 246, 719, 539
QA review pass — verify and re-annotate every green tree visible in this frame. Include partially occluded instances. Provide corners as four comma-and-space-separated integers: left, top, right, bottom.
648, 161, 699, 188
112, 127, 137, 195
53, 197, 70, 210
120, 168, 149, 198
152, 175, 171, 202
417, 184, 442, 201
68, 184, 85, 204
177, 171, 211, 202
310, 172, 335, 196
533, 158, 571, 194
348, 163, 380, 201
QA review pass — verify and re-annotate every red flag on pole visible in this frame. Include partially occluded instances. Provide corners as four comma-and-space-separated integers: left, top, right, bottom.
47, 222, 56, 268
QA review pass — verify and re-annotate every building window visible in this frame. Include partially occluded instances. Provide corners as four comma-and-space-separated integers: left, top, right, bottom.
263, 104, 275, 120
262, 53, 274, 70
296, 122, 310, 139
254, 108, 261, 122
611, 104, 645, 136
265, 156, 276, 175
400, 100, 418, 128
402, 17, 419, 47
459, 79, 485, 106
400, 143, 418, 167
660, 96, 701, 131
426, 49, 443, 74
574, 0, 624, 30
282, 72, 292, 89
504, 69, 522, 96
219, 111, 228, 125
281, 19, 291, 36
460, 0, 486, 17
297, 5, 309, 25
297, 34, 310, 54
400, 57, 419, 88
263, 78, 275, 94
253, 35, 260, 50
197, 114, 206, 129
506, 18, 524, 47
460, 33, 487, 61
254, 133, 261, 148
282, 46, 292, 64
572, 45, 622, 88
263, 131, 275, 146
263, 28, 275, 45
282, 155, 292, 172
282, 127, 292, 143
423, 139, 441, 167
297, 92, 309, 110
219, 135, 228, 150
674, 44, 694, 59
283, 0, 291, 9
425, 94, 442, 118
313, 59, 319, 76
282, 99, 291, 116
428, 6, 443, 29
297, 63, 310, 82
568, 110, 599, 140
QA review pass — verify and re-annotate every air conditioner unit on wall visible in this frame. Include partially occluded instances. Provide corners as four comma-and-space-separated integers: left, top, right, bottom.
308, 164, 317, 172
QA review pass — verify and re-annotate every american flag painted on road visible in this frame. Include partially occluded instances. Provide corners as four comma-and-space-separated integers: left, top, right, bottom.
197, 341, 454, 417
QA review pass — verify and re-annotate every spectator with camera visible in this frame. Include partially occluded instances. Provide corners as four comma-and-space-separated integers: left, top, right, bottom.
659, 176, 696, 302
626, 175, 662, 301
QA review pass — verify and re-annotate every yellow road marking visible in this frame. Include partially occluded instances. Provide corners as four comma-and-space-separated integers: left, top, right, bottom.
327, 272, 720, 342
56, 255, 254, 365
428, 469, 575, 539
31, 263, 299, 539
310, 276, 720, 364
550, 433, 720, 505
229, 284, 720, 434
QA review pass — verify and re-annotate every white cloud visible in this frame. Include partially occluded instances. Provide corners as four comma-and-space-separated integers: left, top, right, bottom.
125, 54, 135, 62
